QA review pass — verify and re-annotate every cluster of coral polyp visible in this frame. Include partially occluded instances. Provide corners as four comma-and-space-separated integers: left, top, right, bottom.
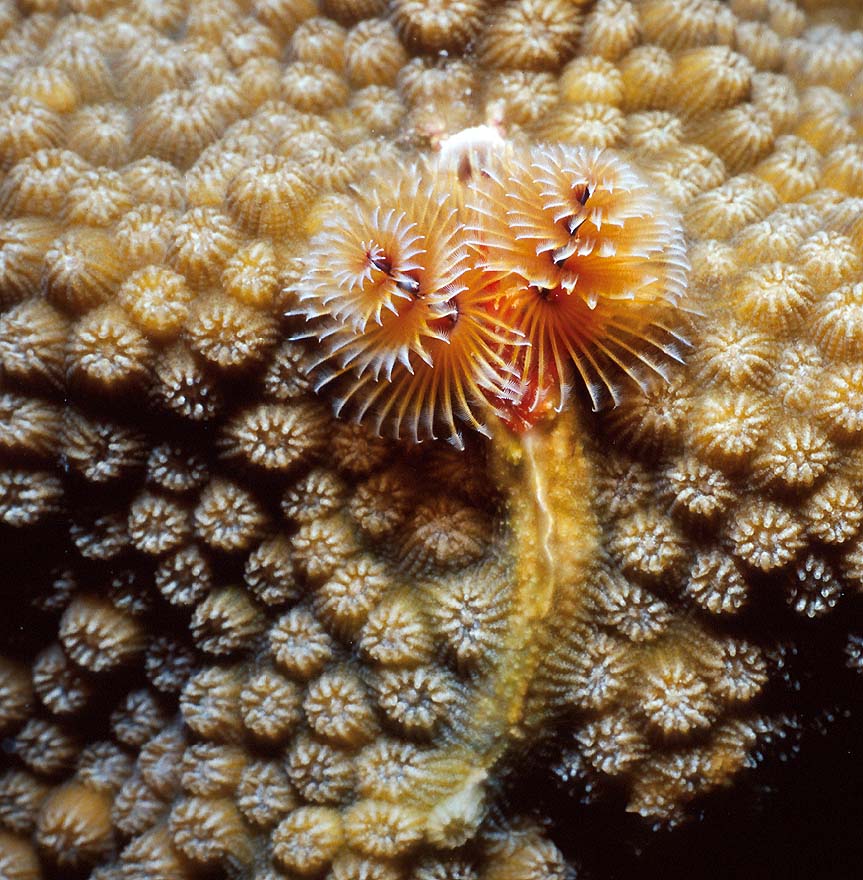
0, 0, 863, 879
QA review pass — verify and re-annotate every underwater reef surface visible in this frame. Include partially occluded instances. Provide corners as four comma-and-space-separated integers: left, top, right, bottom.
0, 0, 862, 878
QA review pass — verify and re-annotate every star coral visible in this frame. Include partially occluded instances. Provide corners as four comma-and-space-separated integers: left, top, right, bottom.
0, 1, 862, 879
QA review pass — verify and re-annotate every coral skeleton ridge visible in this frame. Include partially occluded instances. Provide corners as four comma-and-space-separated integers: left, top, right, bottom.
0, 1, 862, 879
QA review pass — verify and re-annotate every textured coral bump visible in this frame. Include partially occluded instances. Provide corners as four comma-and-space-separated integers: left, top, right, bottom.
293, 136, 689, 444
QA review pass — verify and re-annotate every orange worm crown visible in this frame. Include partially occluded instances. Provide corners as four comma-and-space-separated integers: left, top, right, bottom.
291, 134, 689, 446
469, 142, 690, 416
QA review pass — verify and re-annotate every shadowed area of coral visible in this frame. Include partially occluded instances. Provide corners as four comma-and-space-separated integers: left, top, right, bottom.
1, 0, 863, 878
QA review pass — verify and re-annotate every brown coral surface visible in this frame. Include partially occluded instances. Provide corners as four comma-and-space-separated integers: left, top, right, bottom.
1, 1, 863, 879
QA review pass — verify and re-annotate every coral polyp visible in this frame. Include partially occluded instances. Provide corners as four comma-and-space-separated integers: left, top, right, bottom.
294, 138, 689, 443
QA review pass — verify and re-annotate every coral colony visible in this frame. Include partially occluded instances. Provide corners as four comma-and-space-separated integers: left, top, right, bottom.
0, 1, 863, 879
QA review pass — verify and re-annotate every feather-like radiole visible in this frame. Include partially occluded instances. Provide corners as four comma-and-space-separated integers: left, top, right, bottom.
468, 142, 690, 416
293, 157, 524, 445
291, 136, 689, 443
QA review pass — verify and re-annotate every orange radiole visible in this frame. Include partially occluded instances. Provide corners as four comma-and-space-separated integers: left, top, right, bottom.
292, 129, 689, 446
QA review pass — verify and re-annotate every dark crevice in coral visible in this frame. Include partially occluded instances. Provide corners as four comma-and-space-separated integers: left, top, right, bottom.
502, 599, 863, 880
